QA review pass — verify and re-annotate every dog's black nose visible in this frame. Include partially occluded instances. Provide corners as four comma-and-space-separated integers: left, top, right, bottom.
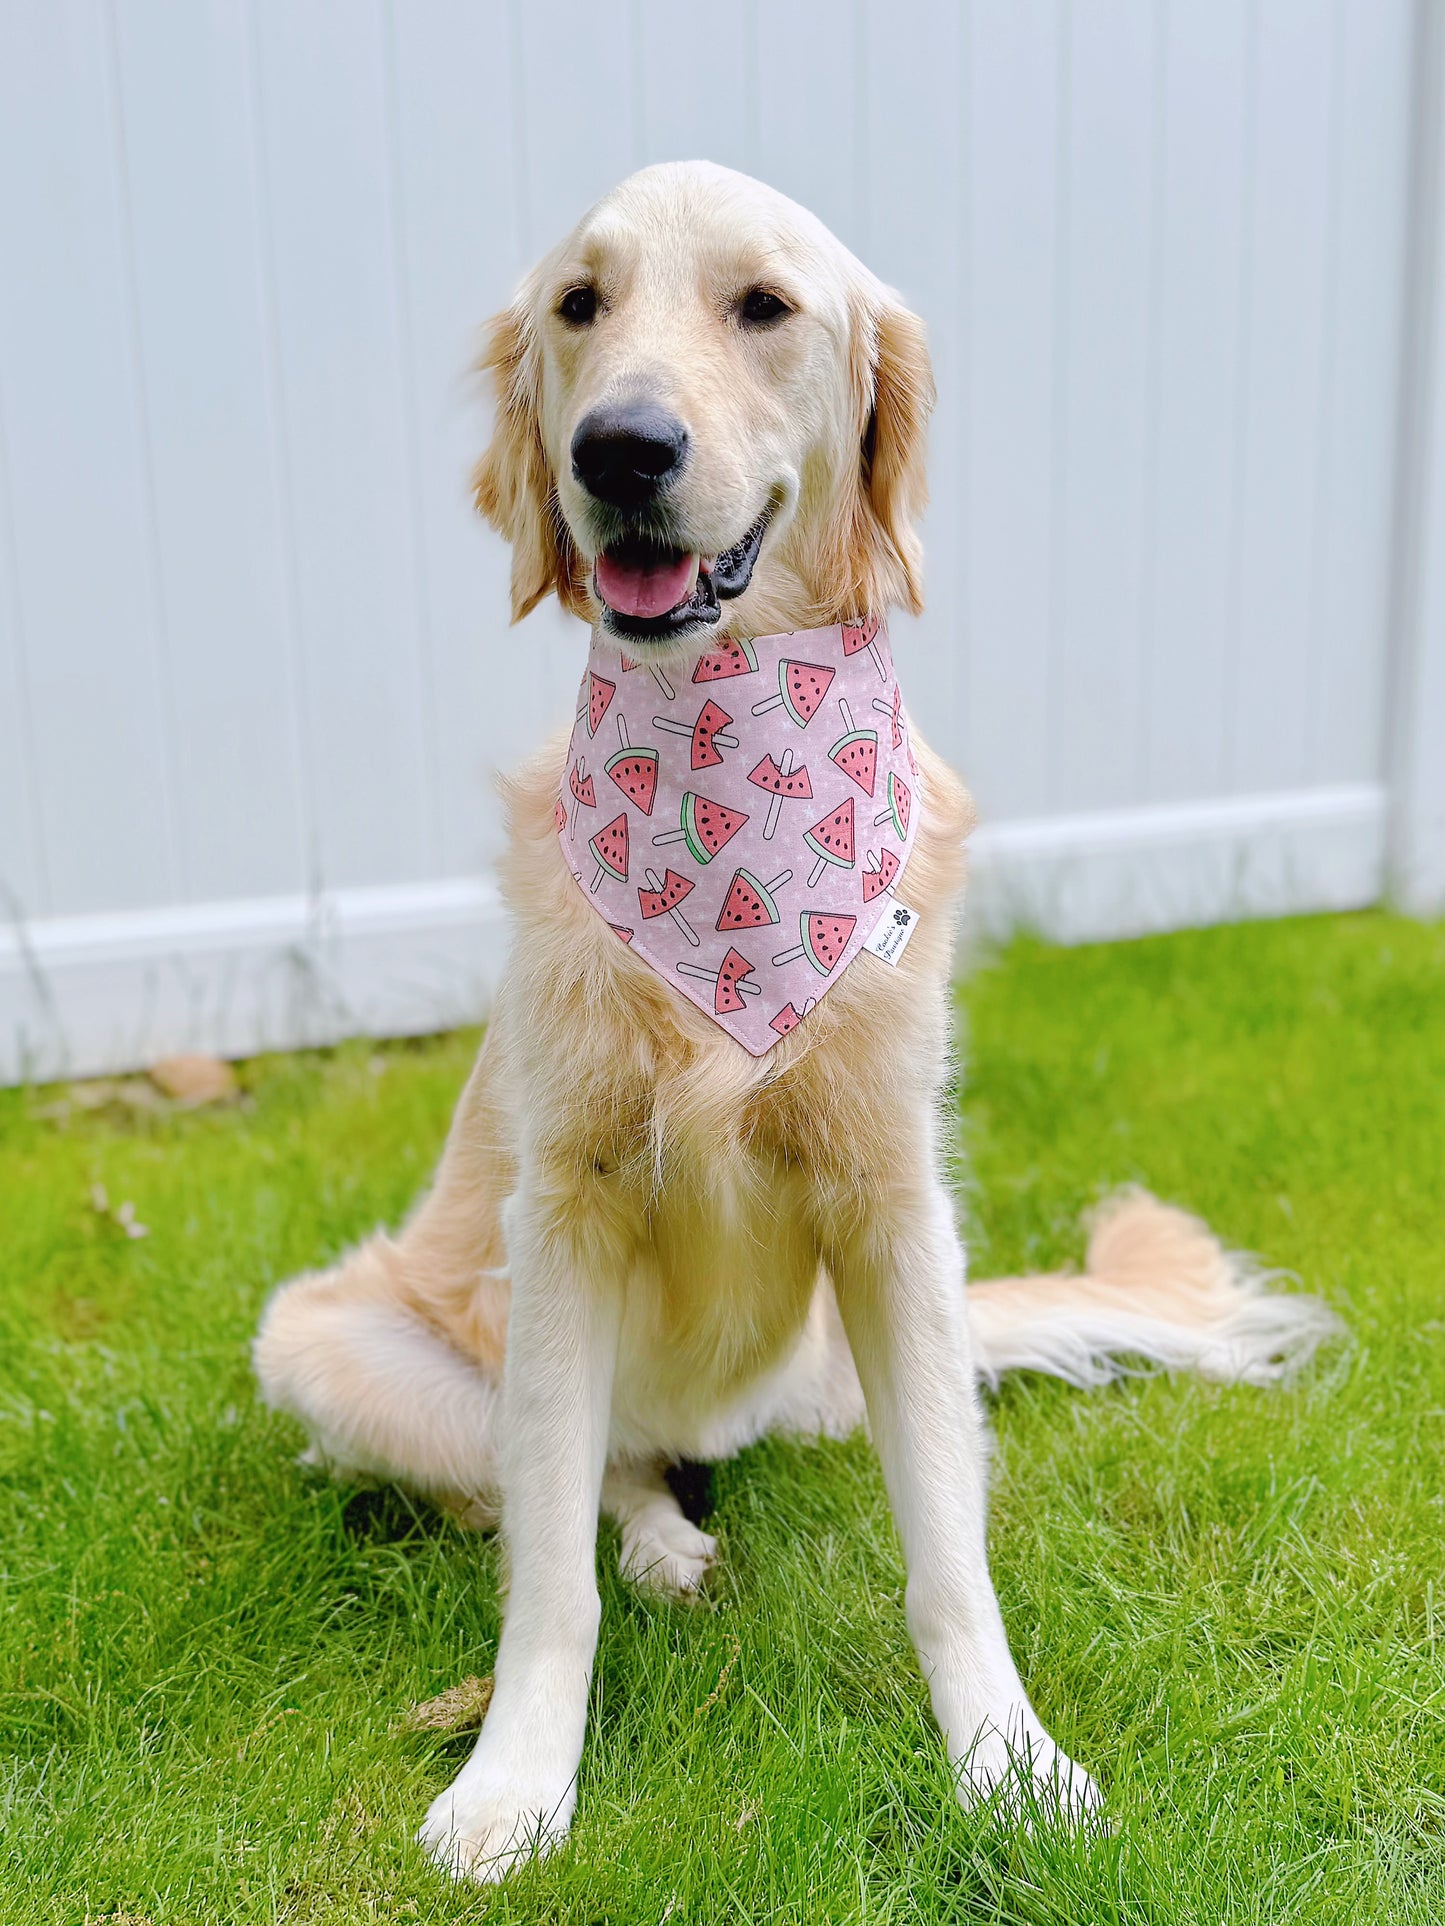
571, 405, 688, 512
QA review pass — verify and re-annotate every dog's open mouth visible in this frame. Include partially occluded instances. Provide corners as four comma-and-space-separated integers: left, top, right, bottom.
594, 511, 770, 640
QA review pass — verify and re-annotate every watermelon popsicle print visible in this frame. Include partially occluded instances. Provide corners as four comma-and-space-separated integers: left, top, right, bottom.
828, 698, 878, 796
715, 866, 793, 932
874, 770, 912, 841
620, 651, 675, 700
772, 910, 858, 976
604, 715, 659, 815
676, 945, 760, 1014
752, 659, 835, 728
579, 671, 615, 737
862, 846, 900, 901
588, 813, 629, 892
651, 791, 748, 863
639, 867, 699, 946
769, 997, 816, 1036
691, 637, 758, 683
841, 615, 887, 679
747, 747, 812, 840
803, 796, 856, 888
568, 757, 595, 835
872, 682, 904, 749
651, 698, 738, 769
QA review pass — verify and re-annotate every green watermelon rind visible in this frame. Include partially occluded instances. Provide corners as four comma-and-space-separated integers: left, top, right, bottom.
780, 660, 833, 727
680, 793, 742, 865
801, 912, 855, 975
604, 747, 659, 812
718, 869, 782, 930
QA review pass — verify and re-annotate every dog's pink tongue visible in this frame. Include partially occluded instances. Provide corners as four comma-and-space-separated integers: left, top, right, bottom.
595, 548, 696, 619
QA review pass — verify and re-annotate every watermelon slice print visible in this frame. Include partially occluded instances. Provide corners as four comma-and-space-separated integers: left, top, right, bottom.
862, 846, 900, 902
604, 715, 658, 814
773, 910, 858, 977
653, 698, 738, 769
554, 795, 567, 834
874, 770, 912, 841
769, 998, 815, 1037
828, 697, 878, 796
748, 749, 812, 839
691, 637, 758, 683
677, 946, 759, 1015
715, 866, 793, 932
652, 791, 748, 864
752, 659, 835, 728
568, 757, 596, 835
803, 797, 856, 888
610, 924, 634, 944
581, 671, 615, 737
872, 682, 904, 749
840, 615, 887, 679
589, 813, 629, 891
638, 866, 699, 945
620, 651, 675, 699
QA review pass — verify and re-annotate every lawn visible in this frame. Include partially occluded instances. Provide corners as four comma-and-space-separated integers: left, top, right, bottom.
2, 911, 1443, 1925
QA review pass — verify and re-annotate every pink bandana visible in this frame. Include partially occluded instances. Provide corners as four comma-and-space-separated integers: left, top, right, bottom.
555, 619, 921, 1055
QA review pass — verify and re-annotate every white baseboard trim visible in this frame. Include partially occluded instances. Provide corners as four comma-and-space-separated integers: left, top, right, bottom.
965, 781, 1387, 945
1, 783, 1387, 1083
0, 877, 509, 1084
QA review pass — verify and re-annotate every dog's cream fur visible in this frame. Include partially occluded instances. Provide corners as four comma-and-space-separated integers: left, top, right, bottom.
253, 163, 1338, 1881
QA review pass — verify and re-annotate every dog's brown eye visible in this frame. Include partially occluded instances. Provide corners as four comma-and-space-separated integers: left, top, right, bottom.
739, 288, 791, 327
558, 285, 598, 326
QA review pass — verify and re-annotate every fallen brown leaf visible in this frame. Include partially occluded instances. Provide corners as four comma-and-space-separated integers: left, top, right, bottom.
396, 1674, 494, 1735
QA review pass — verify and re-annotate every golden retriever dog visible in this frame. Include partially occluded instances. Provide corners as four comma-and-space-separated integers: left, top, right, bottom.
253, 161, 1336, 1882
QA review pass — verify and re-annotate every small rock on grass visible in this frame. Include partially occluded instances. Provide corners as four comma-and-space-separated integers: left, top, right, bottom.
148, 1053, 238, 1106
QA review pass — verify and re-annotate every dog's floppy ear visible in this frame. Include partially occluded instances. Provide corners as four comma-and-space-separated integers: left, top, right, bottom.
473, 301, 583, 622
845, 293, 933, 617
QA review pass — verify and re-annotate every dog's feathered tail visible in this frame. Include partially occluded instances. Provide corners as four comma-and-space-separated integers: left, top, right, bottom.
967, 1189, 1341, 1390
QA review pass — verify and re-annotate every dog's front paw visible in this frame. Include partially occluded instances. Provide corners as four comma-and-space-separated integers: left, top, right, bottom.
618, 1503, 718, 1597
419, 1770, 575, 1883
956, 1719, 1102, 1829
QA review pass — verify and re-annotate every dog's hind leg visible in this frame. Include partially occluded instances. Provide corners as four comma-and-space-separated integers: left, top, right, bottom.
254, 1235, 503, 1523
603, 1462, 717, 1596
254, 1042, 516, 1519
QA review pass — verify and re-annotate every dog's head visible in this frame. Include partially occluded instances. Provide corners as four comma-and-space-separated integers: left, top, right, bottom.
475, 161, 932, 650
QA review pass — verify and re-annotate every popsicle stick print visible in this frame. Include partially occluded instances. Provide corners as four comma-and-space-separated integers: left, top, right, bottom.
748, 747, 812, 840
751, 659, 834, 728
772, 910, 857, 976
841, 616, 887, 679
677, 947, 761, 1013
769, 997, 816, 1037
874, 771, 912, 841
579, 671, 615, 737
828, 698, 878, 796
605, 715, 659, 814
862, 846, 900, 901
589, 814, 629, 892
621, 651, 676, 700
872, 683, 904, 748
650, 791, 747, 862
568, 756, 595, 836
640, 867, 699, 945
715, 866, 792, 931
803, 797, 856, 888
652, 700, 739, 769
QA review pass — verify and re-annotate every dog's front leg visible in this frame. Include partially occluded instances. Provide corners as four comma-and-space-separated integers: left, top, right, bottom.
419, 1168, 626, 1882
830, 1177, 1100, 1823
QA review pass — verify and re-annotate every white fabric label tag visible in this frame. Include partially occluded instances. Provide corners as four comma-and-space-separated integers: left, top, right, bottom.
862, 900, 920, 966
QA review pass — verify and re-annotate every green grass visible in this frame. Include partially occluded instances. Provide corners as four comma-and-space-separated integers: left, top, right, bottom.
3, 911, 1444, 1924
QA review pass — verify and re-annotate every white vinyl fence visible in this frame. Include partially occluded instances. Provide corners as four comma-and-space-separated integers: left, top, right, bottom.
2, 0, 1443, 1081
